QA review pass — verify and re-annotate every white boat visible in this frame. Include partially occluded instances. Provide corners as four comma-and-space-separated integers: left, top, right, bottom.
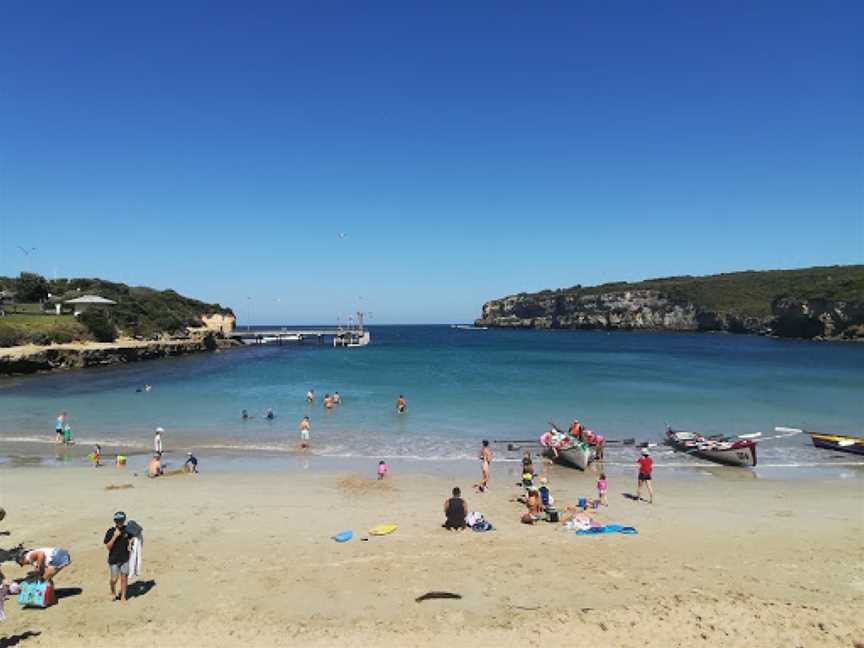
452, 324, 489, 330
665, 428, 757, 467
540, 425, 595, 470
544, 443, 593, 470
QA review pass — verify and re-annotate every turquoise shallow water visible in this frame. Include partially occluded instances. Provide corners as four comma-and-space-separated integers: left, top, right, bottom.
1, 326, 862, 471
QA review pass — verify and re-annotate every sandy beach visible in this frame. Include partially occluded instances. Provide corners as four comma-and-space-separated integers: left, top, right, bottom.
0, 460, 861, 648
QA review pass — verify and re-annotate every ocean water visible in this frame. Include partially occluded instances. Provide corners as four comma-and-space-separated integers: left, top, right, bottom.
1, 326, 862, 473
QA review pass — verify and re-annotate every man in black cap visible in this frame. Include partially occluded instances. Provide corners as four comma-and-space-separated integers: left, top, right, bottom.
104, 511, 131, 602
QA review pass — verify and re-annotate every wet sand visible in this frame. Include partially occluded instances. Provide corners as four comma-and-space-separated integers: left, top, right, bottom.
0, 462, 861, 647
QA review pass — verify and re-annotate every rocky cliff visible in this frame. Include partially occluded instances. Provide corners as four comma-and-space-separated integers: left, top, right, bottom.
0, 334, 241, 376
476, 266, 864, 341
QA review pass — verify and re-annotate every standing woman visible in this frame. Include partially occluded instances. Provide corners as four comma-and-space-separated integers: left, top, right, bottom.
154, 427, 164, 454
636, 448, 654, 504
475, 440, 494, 493
17, 546, 71, 586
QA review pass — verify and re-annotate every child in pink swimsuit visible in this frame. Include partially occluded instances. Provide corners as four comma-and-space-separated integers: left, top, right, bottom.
597, 473, 608, 506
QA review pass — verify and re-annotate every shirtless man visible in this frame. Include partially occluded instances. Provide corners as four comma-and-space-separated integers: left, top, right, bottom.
299, 416, 311, 448
475, 440, 493, 492
323, 394, 334, 410
396, 395, 407, 413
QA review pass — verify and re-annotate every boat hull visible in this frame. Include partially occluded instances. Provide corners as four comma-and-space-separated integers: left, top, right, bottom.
809, 432, 864, 456
544, 444, 592, 470
665, 430, 757, 467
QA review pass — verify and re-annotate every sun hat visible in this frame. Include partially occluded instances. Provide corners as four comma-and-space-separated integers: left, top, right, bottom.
641, 447, 650, 455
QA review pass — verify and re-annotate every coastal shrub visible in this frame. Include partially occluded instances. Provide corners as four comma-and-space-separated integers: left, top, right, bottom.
30, 331, 51, 346
79, 309, 117, 342
0, 323, 23, 347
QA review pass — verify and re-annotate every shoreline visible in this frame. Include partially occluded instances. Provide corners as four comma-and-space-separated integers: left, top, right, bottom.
2, 441, 862, 483
0, 464, 861, 647
0, 335, 241, 376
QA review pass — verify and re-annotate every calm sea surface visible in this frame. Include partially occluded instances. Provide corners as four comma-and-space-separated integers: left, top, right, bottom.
1, 326, 862, 472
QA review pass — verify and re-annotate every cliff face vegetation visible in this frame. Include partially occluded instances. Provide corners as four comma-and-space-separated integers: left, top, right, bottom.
476, 265, 864, 341
0, 274, 235, 346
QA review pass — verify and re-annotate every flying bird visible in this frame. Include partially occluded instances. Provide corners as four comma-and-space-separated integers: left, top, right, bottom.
338, 232, 347, 240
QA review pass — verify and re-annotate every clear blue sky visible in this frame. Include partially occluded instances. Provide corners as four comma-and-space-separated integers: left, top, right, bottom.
1, 1, 861, 324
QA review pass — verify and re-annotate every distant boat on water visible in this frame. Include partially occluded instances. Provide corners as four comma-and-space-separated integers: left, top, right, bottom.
451, 324, 488, 330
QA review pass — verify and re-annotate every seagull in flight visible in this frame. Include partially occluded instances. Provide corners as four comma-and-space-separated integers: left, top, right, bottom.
338, 232, 347, 240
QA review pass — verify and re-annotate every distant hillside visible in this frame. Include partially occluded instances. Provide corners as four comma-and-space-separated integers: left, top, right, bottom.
0, 274, 234, 346
476, 265, 864, 341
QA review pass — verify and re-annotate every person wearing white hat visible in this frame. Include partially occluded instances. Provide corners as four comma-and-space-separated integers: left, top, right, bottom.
636, 447, 654, 503
154, 428, 164, 454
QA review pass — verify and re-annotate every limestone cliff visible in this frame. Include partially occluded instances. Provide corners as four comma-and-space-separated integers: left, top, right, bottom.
476, 265, 864, 342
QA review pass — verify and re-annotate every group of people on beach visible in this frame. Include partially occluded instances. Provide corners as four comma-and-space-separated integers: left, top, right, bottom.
0, 509, 144, 612
441, 422, 655, 530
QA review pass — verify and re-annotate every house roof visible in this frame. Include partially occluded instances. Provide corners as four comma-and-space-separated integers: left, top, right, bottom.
64, 295, 117, 305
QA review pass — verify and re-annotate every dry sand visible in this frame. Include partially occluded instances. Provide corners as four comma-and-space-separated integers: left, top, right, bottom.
0, 463, 862, 647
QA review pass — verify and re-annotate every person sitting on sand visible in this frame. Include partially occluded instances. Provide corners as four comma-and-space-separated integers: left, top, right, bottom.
521, 451, 535, 479
146, 453, 162, 478
16, 546, 71, 586
521, 487, 544, 524
299, 416, 311, 448
396, 395, 407, 413
184, 452, 199, 473
443, 487, 468, 530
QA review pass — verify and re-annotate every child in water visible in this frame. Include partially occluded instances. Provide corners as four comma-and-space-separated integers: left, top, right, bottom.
597, 472, 608, 506
377, 460, 388, 480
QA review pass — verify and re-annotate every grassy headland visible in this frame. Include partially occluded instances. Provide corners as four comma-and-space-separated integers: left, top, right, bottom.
0, 274, 233, 347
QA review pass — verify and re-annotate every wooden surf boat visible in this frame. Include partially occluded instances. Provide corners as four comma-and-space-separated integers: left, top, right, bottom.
665, 428, 757, 467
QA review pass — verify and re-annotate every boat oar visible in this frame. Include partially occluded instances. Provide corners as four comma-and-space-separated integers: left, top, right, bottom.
737, 432, 762, 439
493, 439, 540, 445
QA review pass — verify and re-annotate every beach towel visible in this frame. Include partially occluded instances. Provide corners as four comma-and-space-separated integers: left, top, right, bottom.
129, 533, 143, 577
575, 525, 638, 535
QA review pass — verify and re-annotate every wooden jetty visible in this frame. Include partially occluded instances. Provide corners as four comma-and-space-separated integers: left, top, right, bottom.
229, 312, 371, 348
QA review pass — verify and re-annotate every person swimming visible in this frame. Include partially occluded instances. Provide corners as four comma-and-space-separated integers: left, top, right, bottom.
396, 395, 407, 413
264, 408, 275, 420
